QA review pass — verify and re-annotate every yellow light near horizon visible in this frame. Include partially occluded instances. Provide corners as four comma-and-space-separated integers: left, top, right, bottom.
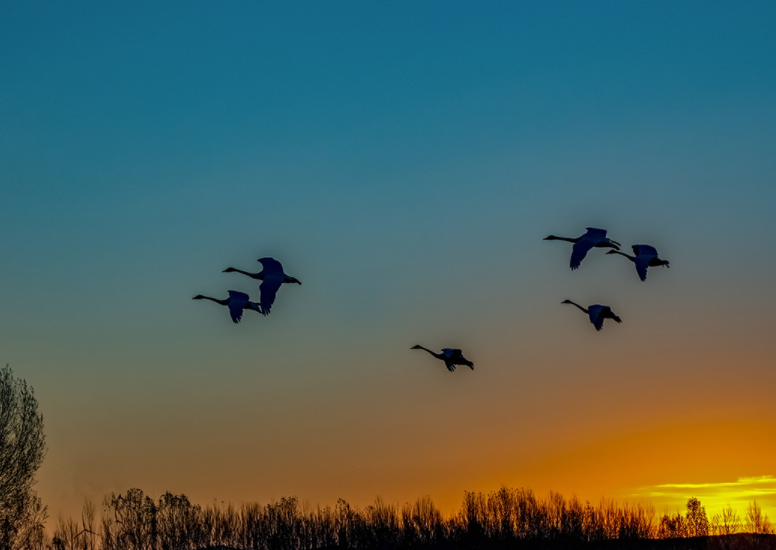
636, 476, 776, 519
489, 417, 776, 525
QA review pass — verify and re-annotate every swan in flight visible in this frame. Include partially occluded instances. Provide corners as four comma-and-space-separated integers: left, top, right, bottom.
411, 345, 475, 372
192, 290, 262, 323
544, 227, 621, 270
222, 257, 301, 316
607, 244, 670, 281
561, 300, 622, 332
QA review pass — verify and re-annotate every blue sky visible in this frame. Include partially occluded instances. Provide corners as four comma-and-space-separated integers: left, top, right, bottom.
1, 1, 776, 519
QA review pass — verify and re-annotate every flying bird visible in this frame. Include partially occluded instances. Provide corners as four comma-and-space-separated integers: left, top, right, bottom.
544, 227, 621, 270
561, 300, 622, 332
192, 290, 262, 323
411, 345, 474, 372
607, 244, 670, 281
223, 257, 301, 316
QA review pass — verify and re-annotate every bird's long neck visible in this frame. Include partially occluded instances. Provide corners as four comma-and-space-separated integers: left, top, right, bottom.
609, 250, 635, 261
545, 235, 578, 243
225, 268, 261, 279
564, 301, 588, 314
416, 346, 442, 359
197, 295, 229, 306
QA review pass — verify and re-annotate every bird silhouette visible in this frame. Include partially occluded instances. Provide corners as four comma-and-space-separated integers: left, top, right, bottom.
192, 290, 262, 323
561, 300, 622, 332
411, 345, 474, 372
223, 257, 301, 316
544, 227, 621, 270
607, 244, 670, 281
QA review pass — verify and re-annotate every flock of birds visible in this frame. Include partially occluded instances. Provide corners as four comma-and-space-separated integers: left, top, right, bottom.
192, 257, 301, 322
546, 226, 670, 334
193, 227, 669, 373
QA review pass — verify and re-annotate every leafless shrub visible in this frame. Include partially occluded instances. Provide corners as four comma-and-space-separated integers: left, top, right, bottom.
51, 488, 776, 550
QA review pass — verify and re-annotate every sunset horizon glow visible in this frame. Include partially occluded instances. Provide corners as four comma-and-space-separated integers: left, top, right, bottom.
2, 1, 775, 538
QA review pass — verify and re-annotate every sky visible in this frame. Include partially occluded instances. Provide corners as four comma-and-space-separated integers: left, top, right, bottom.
1, 1, 776, 523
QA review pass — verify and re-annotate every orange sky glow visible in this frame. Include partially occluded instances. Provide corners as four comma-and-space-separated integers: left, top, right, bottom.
3, 2, 776, 533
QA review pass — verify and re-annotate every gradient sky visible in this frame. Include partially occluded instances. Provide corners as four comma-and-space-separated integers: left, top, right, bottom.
2, 1, 776, 522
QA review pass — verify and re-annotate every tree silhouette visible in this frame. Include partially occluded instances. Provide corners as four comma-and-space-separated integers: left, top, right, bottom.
745, 500, 773, 535
685, 497, 709, 537
0, 365, 47, 549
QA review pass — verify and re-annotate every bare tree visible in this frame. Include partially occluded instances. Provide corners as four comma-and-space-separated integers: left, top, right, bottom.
0, 365, 47, 549
711, 504, 741, 550
52, 500, 98, 550
685, 497, 709, 537
711, 504, 741, 536
745, 500, 773, 535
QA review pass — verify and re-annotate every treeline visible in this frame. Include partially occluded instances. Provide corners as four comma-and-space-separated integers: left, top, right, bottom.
39, 487, 775, 550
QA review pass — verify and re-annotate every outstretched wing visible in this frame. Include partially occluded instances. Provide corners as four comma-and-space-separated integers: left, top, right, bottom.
584, 227, 608, 239
257, 257, 283, 274
570, 239, 595, 270
444, 362, 456, 372
587, 227, 620, 248
441, 348, 462, 358
259, 277, 282, 316
596, 307, 614, 331
227, 290, 249, 323
632, 244, 658, 257
587, 305, 604, 331
634, 256, 650, 281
